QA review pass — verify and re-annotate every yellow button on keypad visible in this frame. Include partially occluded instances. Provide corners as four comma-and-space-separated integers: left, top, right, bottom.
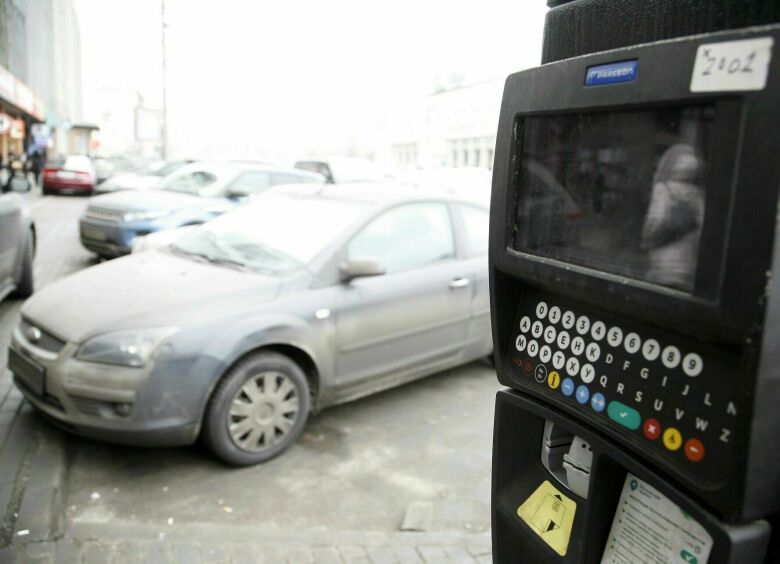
662, 427, 682, 451
547, 371, 561, 390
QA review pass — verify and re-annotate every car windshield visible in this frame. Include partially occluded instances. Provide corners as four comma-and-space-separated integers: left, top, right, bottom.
171, 195, 369, 273
157, 166, 230, 197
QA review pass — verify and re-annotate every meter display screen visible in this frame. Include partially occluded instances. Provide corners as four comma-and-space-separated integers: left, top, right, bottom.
513, 105, 715, 293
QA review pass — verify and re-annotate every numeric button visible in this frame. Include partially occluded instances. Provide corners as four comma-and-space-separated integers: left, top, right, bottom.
576, 315, 590, 335
548, 306, 561, 325
519, 316, 531, 333
662, 346, 681, 369
642, 339, 660, 362
624, 332, 641, 354
607, 326, 623, 347
543, 325, 557, 344
527, 340, 539, 358
536, 302, 548, 319
562, 310, 576, 330
683, 353, 703, 377
591, 321, 606, 342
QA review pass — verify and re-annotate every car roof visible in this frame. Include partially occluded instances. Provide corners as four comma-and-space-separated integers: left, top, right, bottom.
266, 182, 489, 209
174, 161, 324, 178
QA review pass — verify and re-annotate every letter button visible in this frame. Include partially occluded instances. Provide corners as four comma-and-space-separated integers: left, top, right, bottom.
586, 343, 601, 362
543, 325, 557, 344
539, 345, 552, 364
684, 438, 705, 462
515, 334, 527, 352
557, 331, 571, 351
662, 427, 683, 451
531, 321, 544, 338
580, 363, 595, 383
527, 340, 539, 358
566, 356, 580, 377
607, 401, 641, 430
552, 351, 566, 370
519, 316, 531, 333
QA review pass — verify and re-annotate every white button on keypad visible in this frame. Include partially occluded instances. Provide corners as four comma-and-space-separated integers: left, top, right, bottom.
576, 315, 590, 335
562, 310, 576, 330
543, 325, 557, 345
527, 340, 539, 358
552, 351, 565, 370
624, 332, 641, 354
557, 331, 571, 351
586, 342, 601, 362
536, 302, 548, 320
515, 334, 527, 352
566, 356, 580, 377
548, 306, 561, 325
590, 321, 606, 342
520, 316, 531, 333
683, 353, 703, 377
662, 345, 681, 369
580, 363, 595, 383
532, 321, 544, 339
642, 339, 660, 361
540, 345, 552, 364
607, 326, 623, 347
571, 336, 585, 356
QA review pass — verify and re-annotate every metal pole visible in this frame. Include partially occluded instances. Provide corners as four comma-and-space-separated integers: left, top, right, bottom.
160, 0, 168, 159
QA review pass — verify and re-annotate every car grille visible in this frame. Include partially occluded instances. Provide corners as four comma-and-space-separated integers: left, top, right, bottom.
19, 319, 67, 354
70, 395, 104, 416
85, 206, 124, 222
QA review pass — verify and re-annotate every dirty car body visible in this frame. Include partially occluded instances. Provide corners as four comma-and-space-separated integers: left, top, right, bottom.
10, 184, 492, 450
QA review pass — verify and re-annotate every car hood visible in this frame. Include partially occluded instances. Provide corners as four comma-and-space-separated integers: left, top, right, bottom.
87, 190, 223, 213
22, 251, 282, 343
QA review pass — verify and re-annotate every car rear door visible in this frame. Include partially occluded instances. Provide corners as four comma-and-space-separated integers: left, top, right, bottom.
0, 194, 22, 289
334, 202, 472, 387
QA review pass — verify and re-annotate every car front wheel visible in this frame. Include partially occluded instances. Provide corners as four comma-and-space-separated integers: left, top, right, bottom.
202, 351, 310, 466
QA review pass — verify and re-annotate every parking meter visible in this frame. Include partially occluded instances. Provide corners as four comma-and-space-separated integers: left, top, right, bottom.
489, 1, 780, 562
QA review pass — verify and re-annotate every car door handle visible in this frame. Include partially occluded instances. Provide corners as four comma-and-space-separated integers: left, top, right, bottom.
449, 278, 470, 289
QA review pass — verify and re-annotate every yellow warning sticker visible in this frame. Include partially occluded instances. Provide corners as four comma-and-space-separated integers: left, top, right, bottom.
516, 480, 577, 556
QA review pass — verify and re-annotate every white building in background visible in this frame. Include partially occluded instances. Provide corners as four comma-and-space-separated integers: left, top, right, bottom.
376, 78, 503, 175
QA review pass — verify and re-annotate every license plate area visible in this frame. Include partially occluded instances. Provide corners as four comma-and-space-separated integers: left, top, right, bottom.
9, 348, 46, 396
81, 226, 107, 241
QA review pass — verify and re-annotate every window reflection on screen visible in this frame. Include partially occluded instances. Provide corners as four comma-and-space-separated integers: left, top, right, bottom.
513, 106, 714, 293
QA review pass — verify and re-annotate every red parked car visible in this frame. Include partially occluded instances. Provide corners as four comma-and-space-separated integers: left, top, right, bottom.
42, 155, 96, 195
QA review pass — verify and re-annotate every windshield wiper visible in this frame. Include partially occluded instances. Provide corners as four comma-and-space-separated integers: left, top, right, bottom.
168, 244, 249, 271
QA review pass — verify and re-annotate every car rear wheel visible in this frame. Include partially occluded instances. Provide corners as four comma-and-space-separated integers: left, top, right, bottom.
202, 351, 310, 466
11, 231, 34, 299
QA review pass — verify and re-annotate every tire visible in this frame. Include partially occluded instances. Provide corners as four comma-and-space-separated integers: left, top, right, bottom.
11, 232, 34, 299
202, 351, 310, 466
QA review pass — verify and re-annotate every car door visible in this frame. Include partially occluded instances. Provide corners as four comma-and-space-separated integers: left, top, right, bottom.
0, 194, 22, 289
334, 202, 472, 387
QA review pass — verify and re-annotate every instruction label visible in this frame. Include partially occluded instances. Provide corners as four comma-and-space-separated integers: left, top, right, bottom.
516, 480, 577, 556
601, 474, 713, 564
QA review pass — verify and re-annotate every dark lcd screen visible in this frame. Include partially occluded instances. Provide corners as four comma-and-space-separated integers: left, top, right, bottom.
513, 106, 715, 293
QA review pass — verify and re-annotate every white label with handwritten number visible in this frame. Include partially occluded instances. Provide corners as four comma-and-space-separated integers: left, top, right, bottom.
690, 37, 773, 92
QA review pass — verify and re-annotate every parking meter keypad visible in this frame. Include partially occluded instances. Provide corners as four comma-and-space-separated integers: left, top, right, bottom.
509, 295, 742, 485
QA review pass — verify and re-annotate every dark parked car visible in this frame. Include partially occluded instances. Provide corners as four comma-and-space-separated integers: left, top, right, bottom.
78, 161, 323, 258
0, 179, 35, 302
42, 155, 97, 195
12, 184, 491, 466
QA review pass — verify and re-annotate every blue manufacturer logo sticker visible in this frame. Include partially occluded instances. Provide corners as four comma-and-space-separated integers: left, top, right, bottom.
585, 60, 639, 86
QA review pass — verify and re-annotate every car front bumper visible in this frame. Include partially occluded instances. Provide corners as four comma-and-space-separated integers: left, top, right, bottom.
9, 321, 210, 447
78, 218, 147, 257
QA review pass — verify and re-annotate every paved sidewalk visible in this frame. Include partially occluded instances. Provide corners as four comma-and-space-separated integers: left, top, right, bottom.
0, 523, 493, 563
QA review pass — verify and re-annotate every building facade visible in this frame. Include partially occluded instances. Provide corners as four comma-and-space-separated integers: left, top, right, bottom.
376, 78, 503, 175
0, 0, 85, 160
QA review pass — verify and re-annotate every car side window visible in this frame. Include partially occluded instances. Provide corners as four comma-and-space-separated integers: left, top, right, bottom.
229, 171, 272, 194
270, 172, 317, 186
166, 171, 217, 193
348, 203, 455, 274
459, 205, 489, 257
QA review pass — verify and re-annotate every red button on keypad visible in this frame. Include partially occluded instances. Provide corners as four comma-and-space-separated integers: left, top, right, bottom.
643, 418, 661, 440
684, 438, 705, 462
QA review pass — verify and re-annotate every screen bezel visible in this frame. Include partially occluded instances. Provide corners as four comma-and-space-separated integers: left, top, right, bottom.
508, 100, 741, 302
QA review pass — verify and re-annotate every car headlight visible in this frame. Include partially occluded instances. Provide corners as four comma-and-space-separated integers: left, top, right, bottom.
122, 209, 170, 222
76, 327, 178, 367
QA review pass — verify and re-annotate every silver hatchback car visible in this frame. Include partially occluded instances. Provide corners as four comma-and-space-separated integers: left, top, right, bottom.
10, 184, 491, 465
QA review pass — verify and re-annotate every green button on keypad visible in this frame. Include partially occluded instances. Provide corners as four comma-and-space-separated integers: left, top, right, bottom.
607, 401, 641, 430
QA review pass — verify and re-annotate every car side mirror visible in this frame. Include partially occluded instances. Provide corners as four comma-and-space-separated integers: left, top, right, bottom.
9, 176, 31, 193
339, 257, 385, 282
227, 187, 250, 199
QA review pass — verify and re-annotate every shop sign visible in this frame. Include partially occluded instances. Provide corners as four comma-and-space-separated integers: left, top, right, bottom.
0, 113, 11, 135
9, 119, 25, 140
